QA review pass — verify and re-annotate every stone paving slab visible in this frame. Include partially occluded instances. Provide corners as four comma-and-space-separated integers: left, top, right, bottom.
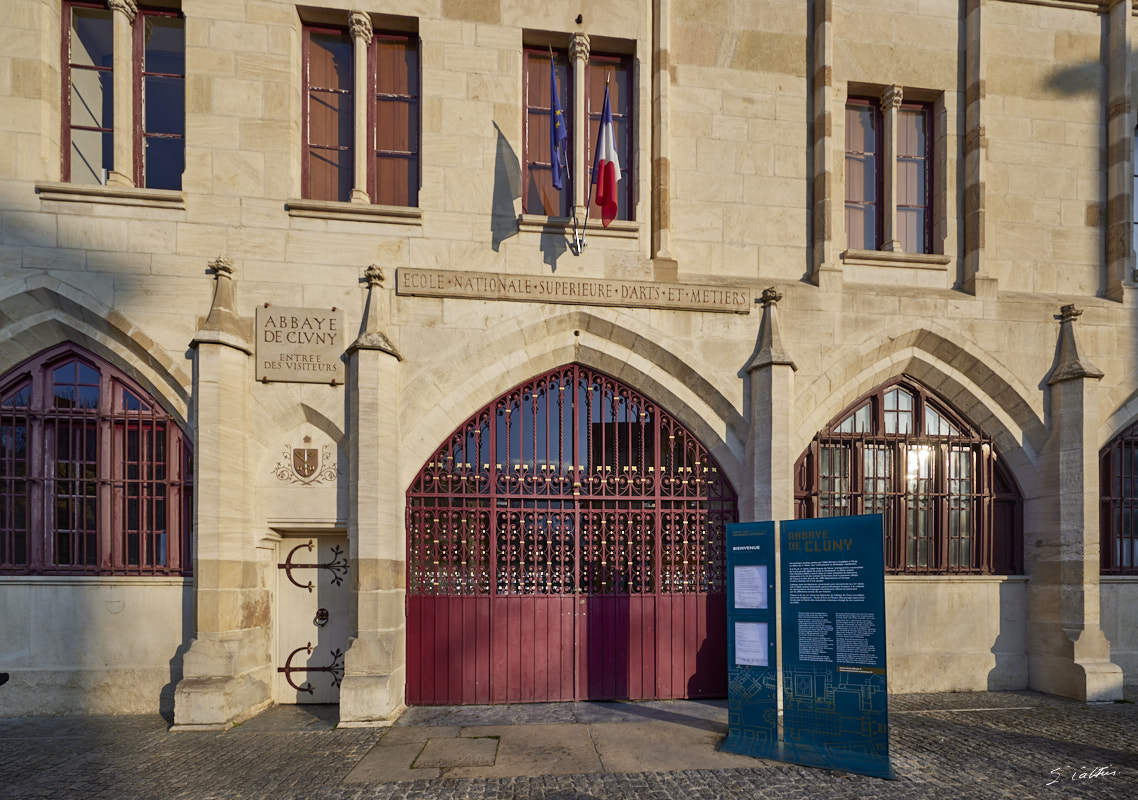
0, 691, 1135, 800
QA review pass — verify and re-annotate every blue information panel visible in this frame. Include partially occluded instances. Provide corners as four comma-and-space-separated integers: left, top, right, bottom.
780, 515, 893, 779
720, 522, 778, 760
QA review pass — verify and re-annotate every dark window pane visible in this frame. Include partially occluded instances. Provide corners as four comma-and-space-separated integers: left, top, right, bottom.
143, 16, 185, 75
145, 136, 184, 190
71, 8, 113, 68
2, 386, 30, 408
145, 76, 185, 136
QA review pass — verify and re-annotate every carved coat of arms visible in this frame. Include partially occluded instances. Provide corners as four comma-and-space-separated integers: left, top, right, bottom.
273, 437, 339, 485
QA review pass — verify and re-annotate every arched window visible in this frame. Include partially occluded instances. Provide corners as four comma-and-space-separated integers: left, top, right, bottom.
794, 378, 1022, 574
0, 344, 191, 575
1100, 422, 1138, 575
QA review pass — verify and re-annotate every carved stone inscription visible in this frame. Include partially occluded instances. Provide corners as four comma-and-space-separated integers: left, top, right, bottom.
397, 268, 752, 314
256, 306, 345, 384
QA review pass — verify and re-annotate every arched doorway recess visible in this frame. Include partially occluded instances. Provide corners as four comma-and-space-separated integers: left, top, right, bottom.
406, 364, 738, 704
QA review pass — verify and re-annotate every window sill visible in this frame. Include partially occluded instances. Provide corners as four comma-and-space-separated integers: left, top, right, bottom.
0, 574, 192, 586
517, 214, 640, 240
1101, 574, 1138, 583
841, 249, 951, 270
286, 198, 422, 225
35, 181, 185, 210
885, 574, 1027, 583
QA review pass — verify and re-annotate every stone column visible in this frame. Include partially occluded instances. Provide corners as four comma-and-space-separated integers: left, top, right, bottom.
349, 10, 372, 204
651, 0, 677, 280
1105, 0, 1134, 301
570, 33, 591, 215
879, 86, 903, 252
962, 0, 996, 298
174, 258, 269, 729
1029, 305, 1123, 701
810, 0, 840, 290
745, 288, 797, 523
107, 0, 136, 187
339, 265, 405, 726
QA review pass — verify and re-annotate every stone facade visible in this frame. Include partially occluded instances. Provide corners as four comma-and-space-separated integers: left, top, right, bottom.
0, 0, 1134, 722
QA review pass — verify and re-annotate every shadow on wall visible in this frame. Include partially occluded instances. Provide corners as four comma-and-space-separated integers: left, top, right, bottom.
159, 580, 196, 725
988, 578, 1028, 691
491, 121, 521, 253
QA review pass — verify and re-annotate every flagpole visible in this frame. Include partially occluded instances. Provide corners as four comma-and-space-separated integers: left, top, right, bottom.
582, 73, 612, 248
549, 45, 582, 254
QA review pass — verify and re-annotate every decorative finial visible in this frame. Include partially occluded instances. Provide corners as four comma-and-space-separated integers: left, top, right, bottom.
364, 264, 384, 288
1048, 303, 1102, 385
1059, 304, 1082, 323
208, 256, 234, 276
747, 287, 796, 372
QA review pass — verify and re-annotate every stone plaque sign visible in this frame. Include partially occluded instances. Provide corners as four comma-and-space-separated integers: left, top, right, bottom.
256, 306, 345, 384
397, 268, 752, 314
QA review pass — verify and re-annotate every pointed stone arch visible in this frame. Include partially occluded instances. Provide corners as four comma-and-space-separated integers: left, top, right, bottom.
0, 279, 191, 422
400, 308, 747, 493
796, 326, 1045, 489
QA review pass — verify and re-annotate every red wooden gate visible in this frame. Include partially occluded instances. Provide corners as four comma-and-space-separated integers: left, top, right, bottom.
406, 365, 736, 704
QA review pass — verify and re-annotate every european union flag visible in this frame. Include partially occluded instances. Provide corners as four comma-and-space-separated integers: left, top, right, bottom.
550, 59, 568, 191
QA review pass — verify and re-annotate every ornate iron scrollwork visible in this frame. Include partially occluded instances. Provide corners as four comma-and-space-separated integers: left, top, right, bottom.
278, 540, 349, 592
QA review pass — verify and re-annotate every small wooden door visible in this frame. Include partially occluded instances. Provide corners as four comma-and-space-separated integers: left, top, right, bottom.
276, 536, 350, 703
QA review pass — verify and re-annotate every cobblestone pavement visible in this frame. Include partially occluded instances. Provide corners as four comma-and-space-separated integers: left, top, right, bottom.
0, 691, 1135, 800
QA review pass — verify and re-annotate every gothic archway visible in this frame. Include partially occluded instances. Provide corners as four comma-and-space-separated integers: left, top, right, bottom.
406, 364, 738, 704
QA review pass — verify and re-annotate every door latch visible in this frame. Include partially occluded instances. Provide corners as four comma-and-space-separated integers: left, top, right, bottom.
314, 608, 330, 627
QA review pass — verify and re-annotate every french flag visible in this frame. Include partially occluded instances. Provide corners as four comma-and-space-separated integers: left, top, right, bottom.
591, 84, 621, 227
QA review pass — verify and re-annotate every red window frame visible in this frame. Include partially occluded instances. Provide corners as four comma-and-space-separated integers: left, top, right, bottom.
1100, 421, 1138, 575
0, 344, 192, 576
133, 6, 185, 190
584, 52, 633, 223
61, 1, 184, 189
522, 47, 572, 217
62, 0, 115, 185
301, 23, 420, 206
369, 31, 420, 207
794, 378, 1022, 575
845, 97, 933, 254
302, 24, 354, 203
845, 98, 883, 251
897, 102, 932, 254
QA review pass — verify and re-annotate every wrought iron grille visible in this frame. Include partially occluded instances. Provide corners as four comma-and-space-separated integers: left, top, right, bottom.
0, 344, 192, 575
1101, 420, 1138, 574
407, 365, 737, 597
794, 378, 1022, 574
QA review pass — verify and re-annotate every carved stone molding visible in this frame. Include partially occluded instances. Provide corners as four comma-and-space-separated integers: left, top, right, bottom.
108, 0, 138, 22
348, 10, 373, 42
570, 32, 591, 63
882, 84, 903, 109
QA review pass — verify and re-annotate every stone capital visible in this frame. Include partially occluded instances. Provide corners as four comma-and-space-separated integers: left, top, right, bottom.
348, 10, 373, 42
570, 32, 591, 63
108, 0, 138, 23
882, 84, 903, 110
